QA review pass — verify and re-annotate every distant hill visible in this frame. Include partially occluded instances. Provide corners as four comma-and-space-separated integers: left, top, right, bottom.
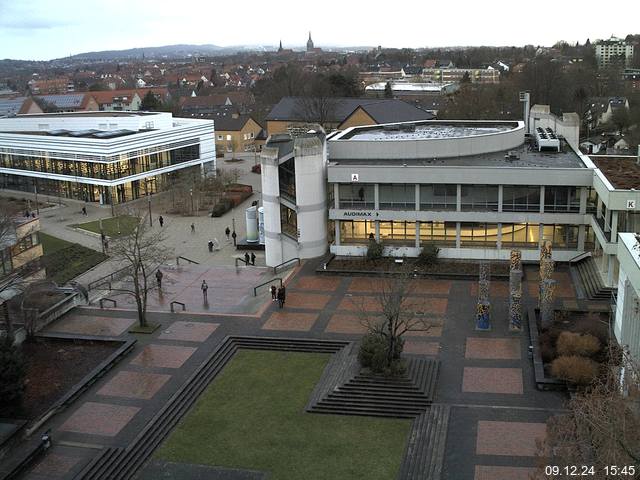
59, 44, 268, 61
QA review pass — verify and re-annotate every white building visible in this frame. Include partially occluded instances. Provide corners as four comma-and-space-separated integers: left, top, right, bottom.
0, 111, 215, 204
595, 36, 634, 68
615, 233, 640, 361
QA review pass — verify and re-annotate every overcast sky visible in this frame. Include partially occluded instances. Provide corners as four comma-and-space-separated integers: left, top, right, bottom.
1, 0, 638, 61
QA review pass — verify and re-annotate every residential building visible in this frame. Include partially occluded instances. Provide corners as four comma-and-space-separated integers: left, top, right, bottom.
28, 77, 74, 95
91, 90, 143, 111
0, 111, 215, 204
265, 97, 434, 136
595, 36, 634, 68
0, 97, 43, 118
33, 93, 99, 113
0, 215, 45, 283
586, 97, 630, 128
364, 82, 457, 97
422, 67, 500, 84
214, 113, 263, 154
623, 69, 640, 92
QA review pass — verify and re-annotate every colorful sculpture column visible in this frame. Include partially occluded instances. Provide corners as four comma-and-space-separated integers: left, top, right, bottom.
540, 278, 557, 329
509, 250, 523, 331
475, 262, 491, 331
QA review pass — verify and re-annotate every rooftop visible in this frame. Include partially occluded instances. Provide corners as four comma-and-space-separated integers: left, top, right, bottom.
17, 111, 158, 118
591, 156, 640, 189
341, 122, 516, 141
0, 128, 141, 139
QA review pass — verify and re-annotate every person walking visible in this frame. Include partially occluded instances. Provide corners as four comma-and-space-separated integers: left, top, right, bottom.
250, 252, 256, 266
231, 230, 237, 246
155, 269, 163, 289
81, 206, 87, 216
270, 285, 277, 301
277, 287, 284, 309
280, 285, 286, 307
201, 280, 208, 301
225, 226, 231, 241
244, 252, 250, 265
103, 238, 109, 252
190, 223, 195, 234
159, 215, 164, 227
208, 240, 214, 252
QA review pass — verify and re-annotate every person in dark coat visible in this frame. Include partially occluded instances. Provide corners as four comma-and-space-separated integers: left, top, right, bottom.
244, 252, 250, 265
277, 287, 284, 309
225, 227, 231, 240
208, 240, 214, 252
280, 285, 286, 306
271, 285, 277, 301
250, 252, 256, 265
155, 269, 163, 288
159, 215, 164, 227
231, 230, 237, 246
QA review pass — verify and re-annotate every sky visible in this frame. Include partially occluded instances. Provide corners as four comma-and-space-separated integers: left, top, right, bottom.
0, 0, 639, 61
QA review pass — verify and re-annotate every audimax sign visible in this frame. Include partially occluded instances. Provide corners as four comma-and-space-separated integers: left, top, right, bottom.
342, 211, 379, 218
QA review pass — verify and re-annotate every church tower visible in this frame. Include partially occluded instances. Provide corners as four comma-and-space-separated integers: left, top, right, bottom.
306, 32, 314, 52
278, 40, 283, 53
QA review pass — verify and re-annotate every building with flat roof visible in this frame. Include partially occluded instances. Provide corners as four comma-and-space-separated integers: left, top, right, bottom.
595, 36, 634, 68
0, 111, 215, 204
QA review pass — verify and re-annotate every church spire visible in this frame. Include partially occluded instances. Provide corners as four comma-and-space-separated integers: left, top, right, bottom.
278, 39, 283, 52
306, 31, 314, 52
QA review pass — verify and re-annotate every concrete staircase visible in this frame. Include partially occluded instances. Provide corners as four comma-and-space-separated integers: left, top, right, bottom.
574, 256, 615, 301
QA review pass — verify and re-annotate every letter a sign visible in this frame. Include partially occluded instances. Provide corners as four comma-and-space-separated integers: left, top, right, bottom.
351, 173, 359, 182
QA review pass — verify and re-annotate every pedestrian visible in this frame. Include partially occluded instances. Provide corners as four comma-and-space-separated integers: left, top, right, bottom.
159, 215, 164, 227
191, 223, 195, 234
225, 226, 231, 240
82, 206, 87, 216
244, 252, 250, 265
281, 285, 286, 307
231, 230, 237, 246
270, 285, 277, 301
208, 240, 213, 252
201, 280, 208, 301
155, 269, 163, 288
103, 238, 109, 252
251, 252, 256, 266
277, 287, 284, 309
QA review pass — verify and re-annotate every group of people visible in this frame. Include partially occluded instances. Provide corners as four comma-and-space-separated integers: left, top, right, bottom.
243, 252, 257, 265
270, 284, 287, 308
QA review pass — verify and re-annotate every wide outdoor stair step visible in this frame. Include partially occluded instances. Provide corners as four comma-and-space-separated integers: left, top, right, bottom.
398, 404, 451, 480
327, 392, 430, 406
574, 257, 615, 301
73, 447, 124, 480
310, 405, 418, 418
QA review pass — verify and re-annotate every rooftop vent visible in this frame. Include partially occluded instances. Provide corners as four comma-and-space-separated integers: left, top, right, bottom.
535, 126, 560, 152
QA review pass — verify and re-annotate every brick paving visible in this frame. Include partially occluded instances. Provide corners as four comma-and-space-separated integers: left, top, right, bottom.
31, 454, 80, 477
462, 367, 524, 394
284, 292, 331, 310
324, 314, 369, 334
474, 465, 536, 480
130, 344, 197, 369
470, 282, 510, 297
337, 296, 384, 312
97, 371, 171, 400
403, 340, 440, 356
158, 321, 219, 342
465, 338, 521, 360
261, 311, 319, 331
292, 276, 341, 291
475, 421, 547, 457
59, 402, 140, 437
44, 315, 135, 336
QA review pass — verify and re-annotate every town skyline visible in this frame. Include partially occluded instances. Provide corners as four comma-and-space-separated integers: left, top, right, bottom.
1, 0, 638, 61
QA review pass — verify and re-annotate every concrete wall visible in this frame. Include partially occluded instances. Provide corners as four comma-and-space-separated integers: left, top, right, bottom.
260, 146, 283, 267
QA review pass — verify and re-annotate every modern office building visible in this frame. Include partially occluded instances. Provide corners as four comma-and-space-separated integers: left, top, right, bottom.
0, 111, 215, 204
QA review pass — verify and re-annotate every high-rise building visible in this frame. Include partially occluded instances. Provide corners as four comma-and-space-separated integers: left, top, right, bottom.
595, 36, 634, 68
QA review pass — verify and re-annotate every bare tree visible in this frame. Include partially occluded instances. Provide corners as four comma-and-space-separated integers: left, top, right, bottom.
108, 215, 171, 328
533, 349, 640, 479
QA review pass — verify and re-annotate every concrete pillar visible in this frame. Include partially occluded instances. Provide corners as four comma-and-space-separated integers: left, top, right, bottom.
539, 186, 545, 213
456, 184, 462, 212
333, 183, 339, 209
597, 197, 603, 219
578, 224, 586, 251
456, 222, 461, 249
611, 211, 619, 239
374, 184, 379, 210
334, 220, 341, 246
415, 184, 420, 212
607, 254, 615, 287
498, 185, 503, 213
605, 208, 612, 232
497, 223, 502, 249
415, 222, 420, 248
579, 187, 587, 215
375, 221, 380, 242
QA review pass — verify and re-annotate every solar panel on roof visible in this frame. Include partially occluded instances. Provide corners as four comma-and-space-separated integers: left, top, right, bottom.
92, 129, 135, 138
48, 129, 70, 136
68, 129, 100, 137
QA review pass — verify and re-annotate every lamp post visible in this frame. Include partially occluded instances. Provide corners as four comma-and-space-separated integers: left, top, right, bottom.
34, 179, 40, 216
146, 180, 153, 226
190, 189, 194, 214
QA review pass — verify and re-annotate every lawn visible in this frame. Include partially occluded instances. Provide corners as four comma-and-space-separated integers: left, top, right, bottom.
157, 350, 411, 480
72, 215, 139, 237
40, 232, 108, 285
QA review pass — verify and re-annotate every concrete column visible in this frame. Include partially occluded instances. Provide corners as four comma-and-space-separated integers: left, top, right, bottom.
578, 224, 586, 251
605, 208, 612, 232
597, 197, 603, 219
333, 183, 339, 209
415, 222, 420, 248
497, 223, 502, 249
334, 220, 341, 246
415, 184, 420, 212
611, 211, 619, 239
375, 221, 380, 242
456, 222, 461, 249
539, 223, 544, 249
579, 187, 587, 215
607, 254, 615, 287
374, 184, 379, 210
498, 185, 503, 213
539, 186, 545, 213
456, 184, 462, 212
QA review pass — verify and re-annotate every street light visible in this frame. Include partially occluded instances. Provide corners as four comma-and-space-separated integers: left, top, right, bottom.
190, 189, 194, 214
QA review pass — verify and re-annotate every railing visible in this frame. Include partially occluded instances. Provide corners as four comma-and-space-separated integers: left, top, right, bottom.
176, 256, 199, 266
273, 257, 300, 274
253, 277, 283, 296
99, 298, 117, 309
568, 251, 592, 263
170, 301, 186, 313
88, 265, 131, 291
235, 257, 249, 267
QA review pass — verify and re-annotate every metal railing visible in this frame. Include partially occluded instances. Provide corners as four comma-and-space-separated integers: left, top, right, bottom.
235, 257, 249, 267
176, 256, 199, 266
99, 298, 117, 309
170, 301, 186, 313
273, 257, 300, 274
253, 277, 283, 296
88, 266, 131, 291
568, 251, 592, 263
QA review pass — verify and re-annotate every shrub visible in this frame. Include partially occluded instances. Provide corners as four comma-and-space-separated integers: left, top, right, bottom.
0, 339, 25, 408
556, 331, 601, 357
540, 342, 556, 363
551, 355, 599, 385
416, 242, 439, 267
210, 198, 234, 217
358, 331, 405, 376
366, 240, 384, 262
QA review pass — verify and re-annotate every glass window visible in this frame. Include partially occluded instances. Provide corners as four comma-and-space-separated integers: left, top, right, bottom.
502, 186, 540, 212
501, 223, 540, 247
423, 221, 456, 246
379, 221, 416, 245
460, 223, 498, 247
340, 220, 376, 243
280, 204, 297, 238
420, 184, 457, 210
338, 184, 374, 209
278, 158, 296, 202
544, 186, 580, 212
379, 184, 415, 210
461, 185, 498, 211
542, 224, 579, 249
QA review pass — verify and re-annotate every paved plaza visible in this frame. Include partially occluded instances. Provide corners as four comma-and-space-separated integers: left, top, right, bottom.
19, 256, 579, 480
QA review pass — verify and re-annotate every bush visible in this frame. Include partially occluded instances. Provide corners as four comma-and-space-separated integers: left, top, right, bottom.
416, 242, 439, 267
551, 355, 599, 385
366, 240, 384, 262
0, 339, 25, 408
556, 331, 601, 357
358, 331, 405, 376
210, 198, 234, 217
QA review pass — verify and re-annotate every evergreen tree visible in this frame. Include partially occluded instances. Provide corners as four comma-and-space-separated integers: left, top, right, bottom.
0, 339, 25, 409
140, 90, 162, 111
